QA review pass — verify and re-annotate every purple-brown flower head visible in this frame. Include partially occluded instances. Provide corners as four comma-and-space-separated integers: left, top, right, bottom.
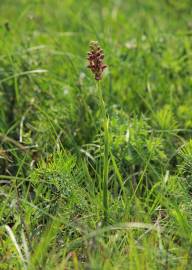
87, 41, 107, 81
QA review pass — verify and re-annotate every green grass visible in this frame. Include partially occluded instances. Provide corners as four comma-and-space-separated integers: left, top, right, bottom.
0, 0, 192, 269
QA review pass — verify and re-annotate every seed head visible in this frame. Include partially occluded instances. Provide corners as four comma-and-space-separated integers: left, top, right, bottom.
87, 41, 107, 81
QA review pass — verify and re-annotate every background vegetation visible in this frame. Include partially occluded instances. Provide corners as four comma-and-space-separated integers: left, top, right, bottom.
0, 0, 192, 269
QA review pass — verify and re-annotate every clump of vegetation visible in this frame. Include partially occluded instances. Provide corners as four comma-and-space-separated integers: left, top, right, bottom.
1, 0, 192, 269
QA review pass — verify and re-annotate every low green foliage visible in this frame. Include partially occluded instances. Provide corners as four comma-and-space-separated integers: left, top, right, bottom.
0, 0, 192, 269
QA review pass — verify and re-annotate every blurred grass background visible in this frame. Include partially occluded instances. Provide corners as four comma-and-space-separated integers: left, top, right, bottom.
0, 0, 192, 269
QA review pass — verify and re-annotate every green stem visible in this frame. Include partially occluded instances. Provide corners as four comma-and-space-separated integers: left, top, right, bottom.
97, 81, 109, 225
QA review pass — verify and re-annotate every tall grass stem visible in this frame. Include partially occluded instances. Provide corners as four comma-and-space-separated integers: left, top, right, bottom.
97, 81, 109, 225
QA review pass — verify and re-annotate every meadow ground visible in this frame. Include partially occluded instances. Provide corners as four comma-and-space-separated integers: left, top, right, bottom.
0, 0, 192, 269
